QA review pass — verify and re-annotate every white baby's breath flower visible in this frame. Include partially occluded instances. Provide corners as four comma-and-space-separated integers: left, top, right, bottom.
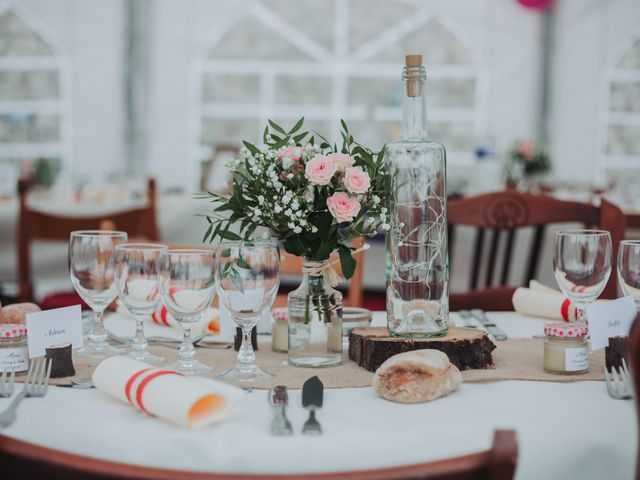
372, 195, 380, 204
311, 226, 318, 233
257, 195, 264, 202
282, 157, 293, 169
286, 173, 294, 179
274, 205, 283, 213
382, 223, 390, 231
266, 134, 273, 142
290, 200, 299, 211
293, 226, 302, 234
282, 194, 291, 204
288, 222, 295, 229
284, 208, 293, 217
254, 208, 262, 216
381, 207, 388, 214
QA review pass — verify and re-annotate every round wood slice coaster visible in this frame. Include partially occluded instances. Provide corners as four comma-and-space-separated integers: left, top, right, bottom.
348, 327, 496, 373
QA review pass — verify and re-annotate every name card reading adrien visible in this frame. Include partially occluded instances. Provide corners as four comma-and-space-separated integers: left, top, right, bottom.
45, 328, 66, 337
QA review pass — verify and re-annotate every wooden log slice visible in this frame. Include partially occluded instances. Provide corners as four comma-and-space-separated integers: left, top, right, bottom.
349, 327, 496, 373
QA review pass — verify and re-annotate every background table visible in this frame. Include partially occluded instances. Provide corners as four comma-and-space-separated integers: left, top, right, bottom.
0, 313, 636, 480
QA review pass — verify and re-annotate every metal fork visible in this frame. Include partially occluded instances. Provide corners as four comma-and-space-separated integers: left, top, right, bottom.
0, 369, 16, 398
604, 359, 634, 400
0, 358, 52, 429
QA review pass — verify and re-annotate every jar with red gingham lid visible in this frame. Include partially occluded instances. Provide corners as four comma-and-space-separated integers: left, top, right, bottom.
0, 324, 29, 373
543, 322, 589, 375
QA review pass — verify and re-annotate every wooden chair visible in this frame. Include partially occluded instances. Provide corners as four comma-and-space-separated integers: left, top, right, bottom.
448, 190, 626, 311
273, 237, 366, 309
17, 178, 160, 302
0, 429, 517, 480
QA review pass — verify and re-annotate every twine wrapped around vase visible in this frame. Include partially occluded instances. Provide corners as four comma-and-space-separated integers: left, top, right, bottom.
299, 243, 370, 287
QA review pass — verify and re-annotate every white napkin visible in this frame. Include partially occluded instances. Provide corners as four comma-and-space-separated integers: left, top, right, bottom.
512, 281, 578, 321
116, 301, 221, 336
92, 357, 243, 429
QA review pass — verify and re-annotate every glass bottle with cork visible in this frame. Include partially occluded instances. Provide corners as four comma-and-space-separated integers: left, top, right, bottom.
384, 54, 449, 338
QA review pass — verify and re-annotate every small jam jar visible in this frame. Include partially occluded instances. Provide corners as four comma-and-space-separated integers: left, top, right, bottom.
0, 324, 29, 373
271, 308, 288, 353
543, 323, 589, 375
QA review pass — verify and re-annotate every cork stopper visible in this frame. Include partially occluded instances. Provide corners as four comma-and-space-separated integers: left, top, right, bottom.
405, 54, 423, 97
405, 54, 422, 68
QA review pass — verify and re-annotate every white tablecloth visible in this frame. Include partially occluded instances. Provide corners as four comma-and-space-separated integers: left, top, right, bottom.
0, 312, 636, 480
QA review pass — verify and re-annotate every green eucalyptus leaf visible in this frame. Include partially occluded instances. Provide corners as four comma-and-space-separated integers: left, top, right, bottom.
242, 141, 261, 157
338, 245, 356, 279
289, 117, 304, 134
268, 119, 287, 135
283, 235, 305, 256
229, 267, 245, 294
219, 229, 242, 241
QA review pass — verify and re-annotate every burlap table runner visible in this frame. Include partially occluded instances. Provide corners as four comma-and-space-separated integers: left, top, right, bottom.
38, 337, 604, 389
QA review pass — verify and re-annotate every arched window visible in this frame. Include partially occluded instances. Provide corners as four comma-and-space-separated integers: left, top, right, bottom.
0, 2, 70, 188
598, 28, 640, 181
190, 0, 485, 188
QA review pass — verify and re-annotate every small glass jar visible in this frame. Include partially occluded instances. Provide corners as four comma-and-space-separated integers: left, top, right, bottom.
271, 308, 288, 353
0, 324, 29, 373
543, 323, 589, 375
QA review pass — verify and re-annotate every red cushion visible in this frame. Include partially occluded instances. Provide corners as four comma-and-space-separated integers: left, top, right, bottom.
39, 291, 89, 310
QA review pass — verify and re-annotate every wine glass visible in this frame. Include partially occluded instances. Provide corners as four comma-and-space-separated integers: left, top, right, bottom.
215, 240, 280, 383
159, 249, 216, 374
553, 230, 612, 324
115, 243, 168, 365
69, 230, 128, 357
618, 240, 640, 311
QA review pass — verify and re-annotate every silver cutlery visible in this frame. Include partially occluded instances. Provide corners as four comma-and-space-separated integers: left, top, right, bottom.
0, 358, 51, 429
470, 309, 508, 341
0, 369, 16, 398
457, 310, 477, 328
108, 331, 209, 346
57, 378, 95, 389
302, 376, 323, 435
269, 385, 293, 436
604, 359, 634, 400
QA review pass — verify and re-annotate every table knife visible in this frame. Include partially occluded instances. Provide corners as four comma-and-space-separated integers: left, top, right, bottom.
302, 376, 323, 435
268, 385, 292, 436
470, 309, 507, 341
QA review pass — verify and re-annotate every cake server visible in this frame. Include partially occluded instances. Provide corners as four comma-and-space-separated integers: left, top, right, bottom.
470, 309, 507, 341
268, 385, 292, 436
302, 376, 323, 435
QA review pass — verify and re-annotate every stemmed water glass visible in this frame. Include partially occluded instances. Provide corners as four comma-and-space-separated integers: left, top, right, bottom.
618, 240, 640, 311
69, 230, 128, 357
215, 240, 280, 383
553, 230, 612, 324
159, 249, 216, 374
115, 243, 168, 365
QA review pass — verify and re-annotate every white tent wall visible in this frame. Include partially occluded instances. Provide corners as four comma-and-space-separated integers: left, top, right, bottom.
18, 0, 126, 179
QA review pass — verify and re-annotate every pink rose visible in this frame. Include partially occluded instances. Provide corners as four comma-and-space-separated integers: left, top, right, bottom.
275, 146, 301, 163
344, 167, 371, 194
328, 152, 355, 171
326, 192, 361, 223
305, 155, 336, 185
516, 141, 535, 160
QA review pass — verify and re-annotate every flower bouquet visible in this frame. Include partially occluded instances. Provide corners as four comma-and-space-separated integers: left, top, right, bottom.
504, 140, 551, 189
201, 118, 388, 367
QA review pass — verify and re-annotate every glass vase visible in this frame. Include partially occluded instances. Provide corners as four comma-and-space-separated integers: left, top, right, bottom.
287, 258, 342, 368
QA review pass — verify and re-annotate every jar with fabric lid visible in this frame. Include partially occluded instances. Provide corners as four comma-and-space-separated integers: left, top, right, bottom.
0, 324, 29, 373
543, 323, 589, 375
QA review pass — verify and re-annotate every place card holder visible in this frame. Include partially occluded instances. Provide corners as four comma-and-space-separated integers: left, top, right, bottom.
45, 343, 76, 378
605, 336, 629, 370
234, 327, 258, 351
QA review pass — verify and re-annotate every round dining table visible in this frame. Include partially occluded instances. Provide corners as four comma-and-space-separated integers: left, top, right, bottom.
0, 312, 635, 480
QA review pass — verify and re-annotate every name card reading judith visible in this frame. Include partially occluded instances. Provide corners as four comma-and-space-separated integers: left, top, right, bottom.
25, 305, 84, 358
587, 296, 635, 350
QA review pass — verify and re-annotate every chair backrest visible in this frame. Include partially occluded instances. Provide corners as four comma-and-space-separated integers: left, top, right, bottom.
274, 237, 365, 308
0, 429, 517, 480
448, 190, 625, 299
17, 178, 160, 302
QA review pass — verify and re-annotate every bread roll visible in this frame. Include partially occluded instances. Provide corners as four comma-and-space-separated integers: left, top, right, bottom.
373, 349, 461, 403
0, 302, 41, 325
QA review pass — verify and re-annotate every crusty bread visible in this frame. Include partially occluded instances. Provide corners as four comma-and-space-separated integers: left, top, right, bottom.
373, 349, 461, 403
0, 302, 41, 325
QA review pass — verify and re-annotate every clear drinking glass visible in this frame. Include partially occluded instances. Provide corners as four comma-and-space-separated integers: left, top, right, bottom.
115, 243, 168, 365
215, 241, 280, 383
159, 249, 216, 375
553, 230, 612, 324
618, 240, 640, 311
69, 230, 128, 357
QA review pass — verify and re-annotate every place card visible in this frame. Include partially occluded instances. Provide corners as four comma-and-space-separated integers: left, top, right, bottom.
25, 305, 84, 358
587, 296, 636, 350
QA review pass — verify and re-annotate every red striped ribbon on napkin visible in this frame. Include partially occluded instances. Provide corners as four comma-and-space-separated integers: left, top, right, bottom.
124, 368, 183, 413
